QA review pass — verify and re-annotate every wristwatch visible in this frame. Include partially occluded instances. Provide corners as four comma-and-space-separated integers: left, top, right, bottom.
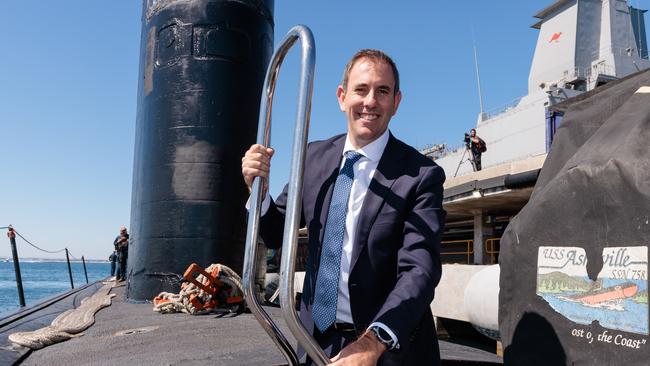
369, 325, 399, 351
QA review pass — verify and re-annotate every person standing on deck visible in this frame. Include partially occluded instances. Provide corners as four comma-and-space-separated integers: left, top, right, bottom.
465, 128, 486, 171
114, 226, 129, 281
242, 49, 445, 366
109, 250, 117, 278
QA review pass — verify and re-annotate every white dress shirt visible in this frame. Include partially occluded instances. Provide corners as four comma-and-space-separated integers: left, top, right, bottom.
334, 129, 388, 323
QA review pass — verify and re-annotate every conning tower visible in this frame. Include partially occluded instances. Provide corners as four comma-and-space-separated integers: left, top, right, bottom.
128, 0, 274, 301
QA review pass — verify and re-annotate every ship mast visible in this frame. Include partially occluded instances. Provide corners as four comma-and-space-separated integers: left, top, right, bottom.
474, 45, 485, 117
472, 23, 487, 123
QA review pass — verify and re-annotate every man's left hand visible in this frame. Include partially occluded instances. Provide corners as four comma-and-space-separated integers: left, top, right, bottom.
328, 331, 386, 366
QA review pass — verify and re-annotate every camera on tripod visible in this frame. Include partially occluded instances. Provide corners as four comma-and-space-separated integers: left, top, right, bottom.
453, 132, 476, 177
463, 132, 471, 146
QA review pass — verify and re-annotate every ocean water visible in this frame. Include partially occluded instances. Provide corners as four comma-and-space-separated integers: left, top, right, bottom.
0, 261, 110, 316
538, 277, 649, 335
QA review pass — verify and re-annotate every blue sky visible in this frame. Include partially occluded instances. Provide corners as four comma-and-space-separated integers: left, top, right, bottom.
1, 0, 647, 260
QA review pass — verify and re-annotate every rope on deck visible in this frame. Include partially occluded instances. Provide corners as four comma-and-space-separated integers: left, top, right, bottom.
153, 263, 244, 315
8, 284, 116, 349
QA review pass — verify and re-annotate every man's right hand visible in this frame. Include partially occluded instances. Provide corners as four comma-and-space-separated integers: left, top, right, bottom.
241, 144, 275, 196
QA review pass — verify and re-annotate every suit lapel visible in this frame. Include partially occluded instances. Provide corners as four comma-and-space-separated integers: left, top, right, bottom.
316, 136, 345, 246
303, 135, 344, 306
350, 134, 405, 270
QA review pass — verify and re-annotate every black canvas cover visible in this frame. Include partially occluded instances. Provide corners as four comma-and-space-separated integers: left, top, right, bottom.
499, 69, 650, 365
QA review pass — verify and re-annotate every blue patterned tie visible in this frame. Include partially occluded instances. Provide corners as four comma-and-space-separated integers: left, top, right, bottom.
312, 150, 363, 332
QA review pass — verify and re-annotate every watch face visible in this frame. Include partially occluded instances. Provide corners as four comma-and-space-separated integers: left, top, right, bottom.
376, 327, 391, 341
371, 326, 394, 350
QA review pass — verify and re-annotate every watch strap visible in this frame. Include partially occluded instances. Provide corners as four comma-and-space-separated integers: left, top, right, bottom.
368, 322, 400, 351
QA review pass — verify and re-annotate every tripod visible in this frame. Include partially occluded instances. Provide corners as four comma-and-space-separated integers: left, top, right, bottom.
453, 145, 477, 177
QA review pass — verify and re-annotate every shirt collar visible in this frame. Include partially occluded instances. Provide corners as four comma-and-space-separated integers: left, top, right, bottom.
343, 129, 390, 163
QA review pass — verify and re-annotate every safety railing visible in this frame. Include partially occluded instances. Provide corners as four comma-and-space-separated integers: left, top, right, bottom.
3, 225, 90, 308
242, 25, 329, 366
485, 238, 501, 264
483, 96, 524, 120
440, 240, 474, 264
562, 66, 587, 82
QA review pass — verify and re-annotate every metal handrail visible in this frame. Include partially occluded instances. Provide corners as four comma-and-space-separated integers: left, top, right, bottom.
242, 25, 327, 366
276, 26, 330, 366
440, 240, 474, 264
485, 238, 501, 264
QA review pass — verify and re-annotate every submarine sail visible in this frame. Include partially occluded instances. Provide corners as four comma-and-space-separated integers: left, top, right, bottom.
128, 0, 274, 301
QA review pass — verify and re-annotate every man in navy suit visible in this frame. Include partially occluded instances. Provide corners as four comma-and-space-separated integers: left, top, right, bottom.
242, 49, 445, 366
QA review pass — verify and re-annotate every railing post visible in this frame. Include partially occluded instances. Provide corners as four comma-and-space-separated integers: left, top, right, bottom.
65, 248, 74, 289
7, 226, 26, 307
81, 256, 89, 284
243, 25, 327, 366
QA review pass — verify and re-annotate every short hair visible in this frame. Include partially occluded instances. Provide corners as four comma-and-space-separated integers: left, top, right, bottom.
341, 49, 400, 95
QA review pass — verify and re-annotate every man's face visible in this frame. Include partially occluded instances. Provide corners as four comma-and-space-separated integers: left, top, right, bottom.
337, 58, 401, 148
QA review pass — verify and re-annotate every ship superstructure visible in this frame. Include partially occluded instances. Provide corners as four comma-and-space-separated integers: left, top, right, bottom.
432, 0, 650, 177
432, 0, 650, 259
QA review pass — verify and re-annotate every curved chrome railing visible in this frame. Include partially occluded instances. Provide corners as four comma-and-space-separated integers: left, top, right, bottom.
242, 25, 328, 366
276, 27, 331, 365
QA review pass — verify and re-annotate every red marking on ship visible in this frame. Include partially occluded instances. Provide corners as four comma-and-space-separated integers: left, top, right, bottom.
571, 282, 638, 305
549, 32, 563, 43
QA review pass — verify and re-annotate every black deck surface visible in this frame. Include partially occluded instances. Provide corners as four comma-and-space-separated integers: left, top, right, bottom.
0, 281, 104, 365
2, 282, 502, 365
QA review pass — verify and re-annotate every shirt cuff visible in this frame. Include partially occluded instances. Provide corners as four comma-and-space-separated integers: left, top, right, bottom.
368, 322, 400, 350
245, 192, 271, 216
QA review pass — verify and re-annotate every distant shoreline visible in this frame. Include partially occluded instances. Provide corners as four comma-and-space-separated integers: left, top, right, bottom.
0, 258, 109, 263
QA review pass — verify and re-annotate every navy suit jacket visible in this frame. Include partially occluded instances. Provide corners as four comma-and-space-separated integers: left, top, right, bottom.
260, 132, 446, 365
